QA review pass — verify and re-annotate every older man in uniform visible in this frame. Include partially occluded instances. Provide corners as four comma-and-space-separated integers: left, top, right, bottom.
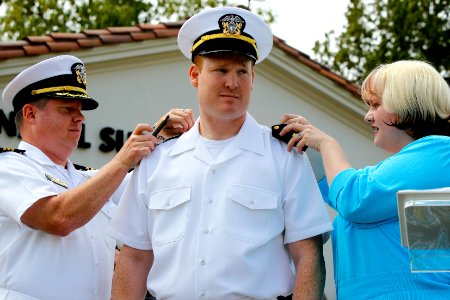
110, 6, 332, 300
0, 55, 194, 299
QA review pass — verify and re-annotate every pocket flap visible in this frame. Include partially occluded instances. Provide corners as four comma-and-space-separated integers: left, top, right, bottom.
149, 186, 191, 210
228, 185, 278, 210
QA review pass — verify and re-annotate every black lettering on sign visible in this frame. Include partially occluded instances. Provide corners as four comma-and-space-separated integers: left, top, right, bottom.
77, 124, 91, 149
0, 109, 17, 137
99, 127, 134, 153
99, 127, 116, 153
115, 129, 124, 152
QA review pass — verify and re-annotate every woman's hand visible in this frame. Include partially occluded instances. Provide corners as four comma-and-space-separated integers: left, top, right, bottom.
279, 114, 336, 154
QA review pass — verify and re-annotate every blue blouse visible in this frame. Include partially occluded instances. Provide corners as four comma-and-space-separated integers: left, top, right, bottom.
327, 136, 450, 299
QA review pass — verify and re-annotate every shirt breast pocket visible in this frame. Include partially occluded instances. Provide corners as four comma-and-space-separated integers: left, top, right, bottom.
226, 185, 282, 244
148, 186, 191, 246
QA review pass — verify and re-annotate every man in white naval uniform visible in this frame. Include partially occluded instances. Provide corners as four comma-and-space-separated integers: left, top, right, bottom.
110, 6, 333, 300
0, 55, 195, 300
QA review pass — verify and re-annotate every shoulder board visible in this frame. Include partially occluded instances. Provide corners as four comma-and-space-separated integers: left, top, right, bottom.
73, 163, 96, 171
161, 135, 181, 144
0, 147, 26, 154
271, 124, 308, 151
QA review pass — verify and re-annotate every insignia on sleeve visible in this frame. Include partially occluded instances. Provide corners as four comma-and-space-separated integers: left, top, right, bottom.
0, 147, 26, 154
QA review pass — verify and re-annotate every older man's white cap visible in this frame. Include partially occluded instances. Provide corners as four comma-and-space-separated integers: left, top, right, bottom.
2, 55, 98, 112
178, 6, 273, 64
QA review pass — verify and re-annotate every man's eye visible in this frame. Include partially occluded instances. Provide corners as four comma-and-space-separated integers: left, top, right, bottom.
61, 107, 75, 112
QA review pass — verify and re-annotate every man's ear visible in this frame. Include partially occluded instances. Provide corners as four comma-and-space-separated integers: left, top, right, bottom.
22, 103, 37, 121
189, 64, 200, 88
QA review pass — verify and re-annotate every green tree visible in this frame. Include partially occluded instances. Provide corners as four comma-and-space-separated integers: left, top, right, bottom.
313, 0, 450, 82
0, 0, 274, 40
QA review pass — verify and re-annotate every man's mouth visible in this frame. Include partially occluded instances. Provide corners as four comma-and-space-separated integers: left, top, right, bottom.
220, 94, 239, 99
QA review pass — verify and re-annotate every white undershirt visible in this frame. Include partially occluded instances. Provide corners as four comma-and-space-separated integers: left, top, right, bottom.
200, 135, 236, 160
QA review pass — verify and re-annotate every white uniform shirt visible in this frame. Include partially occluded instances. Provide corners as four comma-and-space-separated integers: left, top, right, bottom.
0, 141, 121, 300
109, 113, 333, 300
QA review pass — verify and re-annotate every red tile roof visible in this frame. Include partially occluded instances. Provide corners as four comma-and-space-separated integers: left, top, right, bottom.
0, 21, 360, 97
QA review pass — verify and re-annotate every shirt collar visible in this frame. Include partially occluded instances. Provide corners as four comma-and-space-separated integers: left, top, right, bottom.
19, 141, 74, 169
170, 112, 265, 157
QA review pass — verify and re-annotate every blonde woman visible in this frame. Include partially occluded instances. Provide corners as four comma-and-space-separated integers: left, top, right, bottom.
281, 60, 450, 299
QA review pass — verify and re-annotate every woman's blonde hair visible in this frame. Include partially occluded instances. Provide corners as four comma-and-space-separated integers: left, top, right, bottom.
361, 60, 450, 138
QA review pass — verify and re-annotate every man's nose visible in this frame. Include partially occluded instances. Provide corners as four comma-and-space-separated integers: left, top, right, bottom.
225, 73, 238, 89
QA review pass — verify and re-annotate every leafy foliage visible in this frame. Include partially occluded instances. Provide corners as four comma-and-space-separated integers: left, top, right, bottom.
313, 0, 450, 82
0, 0, 273, 40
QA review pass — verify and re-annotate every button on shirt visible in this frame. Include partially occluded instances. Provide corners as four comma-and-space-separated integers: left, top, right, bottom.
0, 142, 118, 300
109, 113, 333, 300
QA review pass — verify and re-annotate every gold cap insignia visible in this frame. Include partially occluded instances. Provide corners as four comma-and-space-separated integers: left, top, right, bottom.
72, 63, 87, 85
220, 14, 245, 35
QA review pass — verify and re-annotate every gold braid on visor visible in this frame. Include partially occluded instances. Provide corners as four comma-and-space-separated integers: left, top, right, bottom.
191, 33, 258, 58
31, 86, 88, 96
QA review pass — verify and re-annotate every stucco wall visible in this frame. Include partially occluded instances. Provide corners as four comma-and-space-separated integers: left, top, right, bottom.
0, 39, 389, 299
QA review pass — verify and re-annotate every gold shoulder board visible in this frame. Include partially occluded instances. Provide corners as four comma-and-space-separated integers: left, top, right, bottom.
73, 163, 96, 171
0, 147, 26, 154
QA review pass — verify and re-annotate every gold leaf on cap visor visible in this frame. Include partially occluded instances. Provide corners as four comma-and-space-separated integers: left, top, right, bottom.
54, 92, 91, 99
31, 85, 88, 96
190, 33, 258, 56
